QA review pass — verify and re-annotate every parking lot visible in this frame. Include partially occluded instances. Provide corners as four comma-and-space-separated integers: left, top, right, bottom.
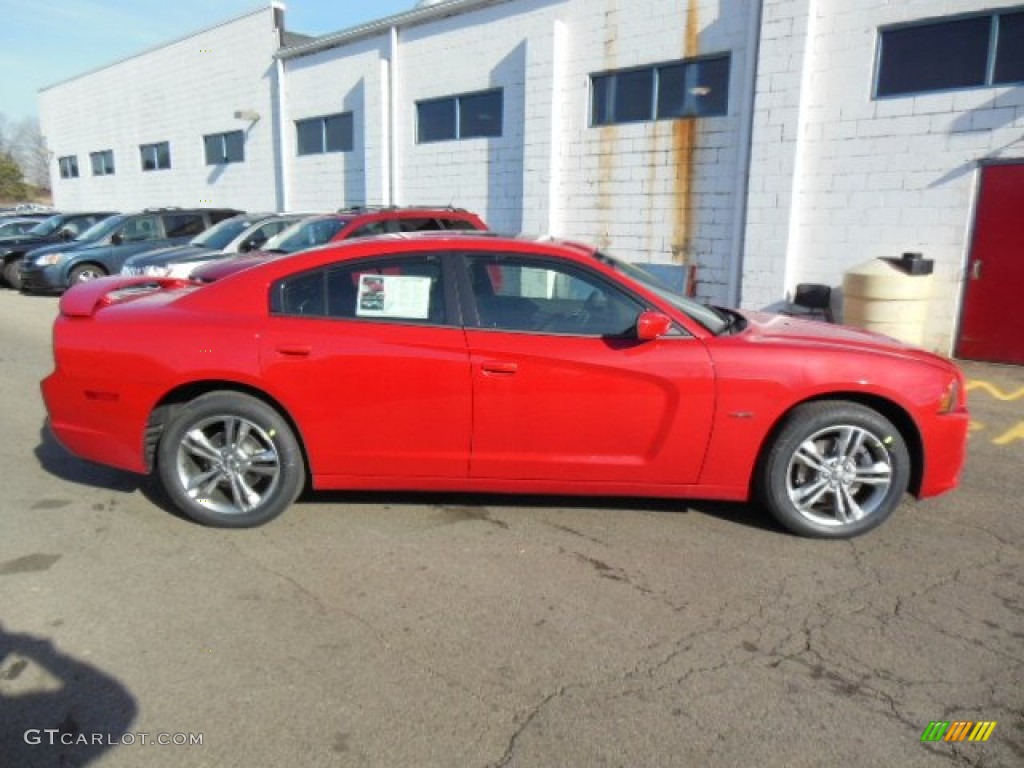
0, 289, 1021, 767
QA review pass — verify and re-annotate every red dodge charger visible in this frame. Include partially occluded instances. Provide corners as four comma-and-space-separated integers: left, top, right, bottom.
41, 233, 969, 538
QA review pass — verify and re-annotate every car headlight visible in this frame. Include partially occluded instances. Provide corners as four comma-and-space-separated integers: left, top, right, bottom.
168, 262, 205, 279
144, 265, 172, 277
35, 252, 66, 266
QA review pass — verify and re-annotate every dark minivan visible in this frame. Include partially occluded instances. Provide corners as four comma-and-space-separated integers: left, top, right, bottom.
19, 207, 240, 294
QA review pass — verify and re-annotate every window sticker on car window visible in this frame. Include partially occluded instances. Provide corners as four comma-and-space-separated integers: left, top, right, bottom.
356, 274, 432, 319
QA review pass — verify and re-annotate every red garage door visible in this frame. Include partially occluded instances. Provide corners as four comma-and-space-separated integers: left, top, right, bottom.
957, 163, 1024, 365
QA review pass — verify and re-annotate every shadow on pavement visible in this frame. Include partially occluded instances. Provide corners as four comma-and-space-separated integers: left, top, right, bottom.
0, 623, 138, 766
34, 424, 141, 494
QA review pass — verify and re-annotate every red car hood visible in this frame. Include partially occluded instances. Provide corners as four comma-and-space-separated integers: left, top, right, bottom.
734, 310, 955, 369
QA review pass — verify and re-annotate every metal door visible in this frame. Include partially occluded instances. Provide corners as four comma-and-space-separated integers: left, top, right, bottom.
957, 163, 1024, 364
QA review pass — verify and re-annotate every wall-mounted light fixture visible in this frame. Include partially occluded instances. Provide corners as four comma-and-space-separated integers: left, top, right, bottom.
233, 109, 261, 122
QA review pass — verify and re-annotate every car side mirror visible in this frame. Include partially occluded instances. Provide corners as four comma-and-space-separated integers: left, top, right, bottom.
58, 228, 74, 241
636, 311, 672, 341
110, 233, 123, 245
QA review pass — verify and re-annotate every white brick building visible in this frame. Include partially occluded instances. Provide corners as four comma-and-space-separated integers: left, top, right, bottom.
39, 0, 1024, 358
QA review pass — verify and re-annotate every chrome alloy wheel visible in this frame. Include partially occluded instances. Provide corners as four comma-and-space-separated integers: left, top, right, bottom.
785, 424, 893, 527
174, 415, 282, 515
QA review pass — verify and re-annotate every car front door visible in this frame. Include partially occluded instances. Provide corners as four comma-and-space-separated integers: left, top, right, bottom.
461, 252, 715, 485
258, 252, 472, 480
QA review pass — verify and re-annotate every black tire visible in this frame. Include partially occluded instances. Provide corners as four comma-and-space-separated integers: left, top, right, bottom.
68, 263, 107, 286
757, 401, 910, 539
156, 392, 305, 527
3, 257, 22, 290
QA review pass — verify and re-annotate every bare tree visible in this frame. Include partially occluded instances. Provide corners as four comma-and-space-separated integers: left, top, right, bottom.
0, 113, 50, 193
11, 117, 50, 190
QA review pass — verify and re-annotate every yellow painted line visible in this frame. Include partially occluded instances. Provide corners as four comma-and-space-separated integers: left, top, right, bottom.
966, 381, 1024, 401
969, 421, 985, 432
993, 421, 1024, 446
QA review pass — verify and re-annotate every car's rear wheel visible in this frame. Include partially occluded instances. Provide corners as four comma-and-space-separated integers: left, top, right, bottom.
156, 392, 305, 527
758, 401, 910, 538
69, 263, 107, 285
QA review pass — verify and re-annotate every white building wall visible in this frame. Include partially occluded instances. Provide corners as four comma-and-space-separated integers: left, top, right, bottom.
283, 37, 388, 211
552, 0, 755, 302
396, 0, 562, 234
743, 0, 1024, 352
39, 7, 282, 213
36, 0, 1024, 353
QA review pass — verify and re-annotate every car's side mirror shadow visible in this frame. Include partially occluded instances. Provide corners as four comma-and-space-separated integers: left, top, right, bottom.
110, 233, 123, 245
636, 311, 672, 341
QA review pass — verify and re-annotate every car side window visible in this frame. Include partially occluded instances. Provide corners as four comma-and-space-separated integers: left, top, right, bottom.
466, 254, 644, 337
165, 214, 205, 238
348, 220, 391, 238
275, 271, 326, 317
120, 215, 160, 242
326, 256, 447, 324
396, 217, 442, 233
271, 255, 447, 325
243, 221, 288, 251
440, 217, 479, 231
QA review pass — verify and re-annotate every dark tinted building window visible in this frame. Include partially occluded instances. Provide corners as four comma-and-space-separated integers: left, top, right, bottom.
593, 69, 653, 125
417, 97, 458, 143
417, 89, 503, 143
58, 155, 79, 179
204, 131, 245, 165
877, 17, 990, 97
89, 150, 115, 176
140, 142, 171, 171
876, 10, 1024, 97
995, 12, 1024, 84
459, 90, 503, 138
657, 56, 731, 118
592, 55, 730, 126
296, 112, 354, 155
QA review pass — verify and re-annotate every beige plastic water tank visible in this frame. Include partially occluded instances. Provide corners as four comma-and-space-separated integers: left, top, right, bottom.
842, 258, 933, 346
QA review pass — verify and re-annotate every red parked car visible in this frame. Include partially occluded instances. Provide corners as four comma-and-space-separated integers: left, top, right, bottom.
41, 233, 968, 538
190, 206, 487, 283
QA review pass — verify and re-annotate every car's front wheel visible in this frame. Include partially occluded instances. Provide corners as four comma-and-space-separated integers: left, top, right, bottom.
758, 401, 910, 538
3, 257, 23, 290
156, 392, 305, 527
69, 263, 107, 285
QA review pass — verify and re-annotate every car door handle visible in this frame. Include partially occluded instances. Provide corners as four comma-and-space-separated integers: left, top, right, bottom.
480, 362, 518, 375
275, 344, 312, 357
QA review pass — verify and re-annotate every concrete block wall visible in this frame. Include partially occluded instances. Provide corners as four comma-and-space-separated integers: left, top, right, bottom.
39, 7, 282, 213
397, 0, 562, 234
283, 36, 387, 212
554, 0, 755, 303
744, 0, 1024, 352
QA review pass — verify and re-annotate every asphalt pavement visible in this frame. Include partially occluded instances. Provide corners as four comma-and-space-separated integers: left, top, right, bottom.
0, 289, 1021, 767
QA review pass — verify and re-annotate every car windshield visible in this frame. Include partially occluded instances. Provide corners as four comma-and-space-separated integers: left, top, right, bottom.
266, 217, 348, 254
594, 250, 731, 335
26, 215, 65, 237
75, 215, 125, 242
190, 217, 252, 250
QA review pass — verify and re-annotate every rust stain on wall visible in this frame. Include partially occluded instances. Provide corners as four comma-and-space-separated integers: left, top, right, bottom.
671, 0, 700, 265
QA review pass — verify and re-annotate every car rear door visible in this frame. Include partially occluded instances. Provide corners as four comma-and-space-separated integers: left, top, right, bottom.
258, 252, 472, 481
459, 252, 715, 485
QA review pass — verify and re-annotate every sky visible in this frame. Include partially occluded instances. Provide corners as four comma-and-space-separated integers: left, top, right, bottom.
0, 0, 424, 124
